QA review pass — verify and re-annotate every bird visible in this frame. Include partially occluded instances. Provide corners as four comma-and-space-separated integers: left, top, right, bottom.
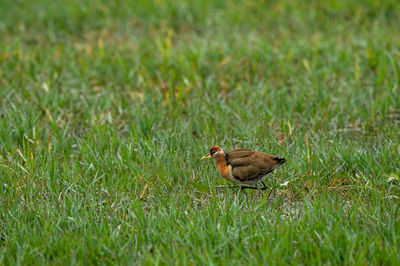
201, 146, 286, 190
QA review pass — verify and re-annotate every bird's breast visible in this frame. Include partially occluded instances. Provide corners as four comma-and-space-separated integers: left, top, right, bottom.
217, 162, 238, 183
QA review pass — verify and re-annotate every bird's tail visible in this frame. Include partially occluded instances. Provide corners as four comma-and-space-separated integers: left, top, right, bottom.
274, 157, 286, 164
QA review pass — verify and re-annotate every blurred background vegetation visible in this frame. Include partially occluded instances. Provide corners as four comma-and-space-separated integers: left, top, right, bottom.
1, 0, 399, 138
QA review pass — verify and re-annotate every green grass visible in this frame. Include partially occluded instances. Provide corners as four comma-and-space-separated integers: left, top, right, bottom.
1, 0, 400, 264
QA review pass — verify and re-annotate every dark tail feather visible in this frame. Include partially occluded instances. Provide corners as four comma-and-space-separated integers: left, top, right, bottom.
274, 157, 286, 164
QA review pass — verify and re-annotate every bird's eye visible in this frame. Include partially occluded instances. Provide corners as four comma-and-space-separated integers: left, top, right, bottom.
210, 150, 215, 154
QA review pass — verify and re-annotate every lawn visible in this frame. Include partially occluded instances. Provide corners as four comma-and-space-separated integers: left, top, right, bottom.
1, 0, 400, 264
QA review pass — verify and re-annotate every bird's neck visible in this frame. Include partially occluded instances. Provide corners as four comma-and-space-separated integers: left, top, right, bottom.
215, 155, 227, 167
215, 154, 232, 179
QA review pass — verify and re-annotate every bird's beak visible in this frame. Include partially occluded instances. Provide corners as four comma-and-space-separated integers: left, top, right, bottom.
200, 153, 212, 160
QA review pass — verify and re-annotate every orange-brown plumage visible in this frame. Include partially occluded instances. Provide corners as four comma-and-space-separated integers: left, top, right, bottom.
201, 146, 286, 186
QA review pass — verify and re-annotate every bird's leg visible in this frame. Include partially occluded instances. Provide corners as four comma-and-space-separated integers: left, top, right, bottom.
252, 181, 268, 192
215, 185, 241, 189
239, 185, 260, 190
231, 186, 241, 194
260, 181, 268, 190
240, 186, 248, 199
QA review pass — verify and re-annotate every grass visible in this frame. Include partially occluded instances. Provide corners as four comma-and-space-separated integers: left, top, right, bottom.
1, 0, 400, 264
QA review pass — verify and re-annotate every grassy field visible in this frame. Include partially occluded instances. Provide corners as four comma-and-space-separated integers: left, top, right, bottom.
1, 0, 400, 264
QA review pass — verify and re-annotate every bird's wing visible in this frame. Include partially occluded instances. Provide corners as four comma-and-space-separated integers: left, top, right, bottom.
226, 149, 255, 166
227, 150, 282, 182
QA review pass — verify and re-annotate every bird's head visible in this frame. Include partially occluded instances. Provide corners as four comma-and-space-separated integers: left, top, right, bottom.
201, 146, 225, 160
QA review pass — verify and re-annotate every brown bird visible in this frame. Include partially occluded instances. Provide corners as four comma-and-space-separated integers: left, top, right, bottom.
201, 146, 286, 190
